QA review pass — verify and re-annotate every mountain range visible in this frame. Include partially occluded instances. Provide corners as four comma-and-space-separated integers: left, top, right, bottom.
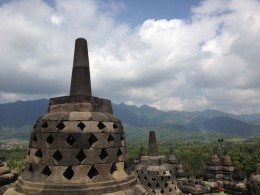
0, 99, 260, 140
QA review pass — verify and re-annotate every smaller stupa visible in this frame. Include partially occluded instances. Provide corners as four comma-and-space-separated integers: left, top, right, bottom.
0, 158, 18, 194
248, 164, 260, 195
133, 131, 183, 195
203, 149, 223, 181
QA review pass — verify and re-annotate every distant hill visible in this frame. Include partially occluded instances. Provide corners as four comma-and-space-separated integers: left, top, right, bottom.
0, 99, 48, 128
0, 99, 259, 140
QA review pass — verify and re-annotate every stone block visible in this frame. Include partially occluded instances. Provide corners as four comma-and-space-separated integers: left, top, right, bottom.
68, 112, 93, 121
111, 162, 128, 180
41, 113, 70, 121
82, 121, 102, 133
94, 163, 114, 182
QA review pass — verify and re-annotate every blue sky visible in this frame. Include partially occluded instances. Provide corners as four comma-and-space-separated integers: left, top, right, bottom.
111, 0, 201, 25
0, 0, 260, 114
41, 0, 201, 24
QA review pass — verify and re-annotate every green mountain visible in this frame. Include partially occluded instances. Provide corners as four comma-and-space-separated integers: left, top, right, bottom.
0, 99, 259, 140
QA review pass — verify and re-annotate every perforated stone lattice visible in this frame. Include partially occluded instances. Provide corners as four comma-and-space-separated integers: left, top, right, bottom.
88, 165, 99, 179
136, 170, 176, 194
66, 135, 76, 146
63, 166, 74, 180
52, 150, 63, 162
76, 149, 86, 163
25, 119, 127, 183
42, 166, 51, 176
46, 134, 54, 144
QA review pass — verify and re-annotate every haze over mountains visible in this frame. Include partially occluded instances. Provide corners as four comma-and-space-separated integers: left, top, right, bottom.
0, 99, 259, 140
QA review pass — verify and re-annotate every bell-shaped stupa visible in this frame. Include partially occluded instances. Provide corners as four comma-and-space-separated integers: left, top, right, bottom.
5, 38, 147, 195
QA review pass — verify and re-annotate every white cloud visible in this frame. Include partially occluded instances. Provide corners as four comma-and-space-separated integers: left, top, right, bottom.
0, 0, 260, 114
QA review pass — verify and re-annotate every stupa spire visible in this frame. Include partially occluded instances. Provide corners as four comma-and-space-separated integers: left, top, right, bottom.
70, 38, 92, 96
148, 131, 158, 156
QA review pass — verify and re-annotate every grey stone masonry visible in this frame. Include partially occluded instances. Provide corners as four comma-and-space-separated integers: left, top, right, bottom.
148, 131, 158, 156
4, 38, 147, 195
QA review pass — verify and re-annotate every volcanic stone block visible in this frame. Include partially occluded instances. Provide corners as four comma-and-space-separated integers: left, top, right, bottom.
82, 121, 103, 133
4, 38, 147, 195
111, 162, 128, 180
148, 131, 158, 156
68, 112, 93, 121
59, 121, 82, 133
94, 163, 115, 182
90, 133, 109, 148
41, 113, 71, 121
83, 148, 103, 164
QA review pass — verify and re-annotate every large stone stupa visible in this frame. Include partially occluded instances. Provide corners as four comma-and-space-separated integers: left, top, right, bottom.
4, 38, 147, 195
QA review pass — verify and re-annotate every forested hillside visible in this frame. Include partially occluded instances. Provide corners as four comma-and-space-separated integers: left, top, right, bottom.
0, 99, 260, 141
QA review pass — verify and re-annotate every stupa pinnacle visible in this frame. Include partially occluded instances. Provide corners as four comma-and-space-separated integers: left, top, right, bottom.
70, 38, 92, 96
148, 131, 158, 156
4, 38, 147, 195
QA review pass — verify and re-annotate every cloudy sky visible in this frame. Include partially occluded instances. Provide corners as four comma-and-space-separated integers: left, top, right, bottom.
0, 0, 260, 114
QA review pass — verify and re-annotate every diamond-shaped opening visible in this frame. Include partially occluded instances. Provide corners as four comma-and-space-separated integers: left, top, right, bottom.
88, 133, 98, 147
168, 176, 171, 179
41, 121, 48, 128
161, 176, 164, 180
99, 149, 108, 161
163, 171, 166, 175
107, 134, 115, 143
77, 122, 86, 131
152, 177, 156, 181
46, 134, 54, 144
156, 183, 160, 187
113, 123, 118, 130
97, 121, 105, 130
76, 149, 86, 163
88, 165, 99, 179
52, 150, 63, 162
28, 164, 33, 172
32, 134, 37, 142
152, 189, 156, 193
169, 188, 172, 192
160, 189, 164, 193
165, 183, 168, 187
42, 165, 51, 176
110, 163, 118, 174
148, 182, 152, 187
66, 135, 76, 146
117, 148, 123, 157
35, 149, 43, 158
56, 121, 65, 130
63, 166, 74, 180
144, 176, 147, 180
27, 149, 30, 155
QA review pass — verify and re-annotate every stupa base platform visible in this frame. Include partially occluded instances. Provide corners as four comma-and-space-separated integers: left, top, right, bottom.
4, 176, 147, 195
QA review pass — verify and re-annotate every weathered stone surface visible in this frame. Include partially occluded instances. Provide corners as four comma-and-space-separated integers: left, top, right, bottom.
148, 131, 158, 156
0, 160, 18, 187
133, 131, 183, 195
6, 38, 147, 195
70, 38, 92, 96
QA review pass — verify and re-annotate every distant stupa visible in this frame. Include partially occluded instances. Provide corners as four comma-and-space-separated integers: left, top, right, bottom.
4, 38, 147, 195
133, 131, 183, 195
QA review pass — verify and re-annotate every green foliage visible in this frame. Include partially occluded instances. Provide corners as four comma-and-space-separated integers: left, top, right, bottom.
0, 130, 259, 179
126, 134, 260, 178
0, 147, 27, 171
